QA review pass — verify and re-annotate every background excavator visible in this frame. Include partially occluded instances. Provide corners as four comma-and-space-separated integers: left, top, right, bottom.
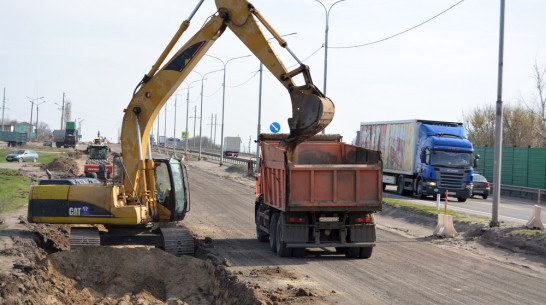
27, 0, 334, 255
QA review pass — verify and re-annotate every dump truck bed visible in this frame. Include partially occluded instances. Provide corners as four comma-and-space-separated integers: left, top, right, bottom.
258, 135, 383, 213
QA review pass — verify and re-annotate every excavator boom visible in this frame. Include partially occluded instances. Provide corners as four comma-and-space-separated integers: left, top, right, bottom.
121, 0, 334, 196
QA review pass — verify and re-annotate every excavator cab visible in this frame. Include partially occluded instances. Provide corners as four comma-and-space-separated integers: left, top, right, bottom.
153, 158, 189, 222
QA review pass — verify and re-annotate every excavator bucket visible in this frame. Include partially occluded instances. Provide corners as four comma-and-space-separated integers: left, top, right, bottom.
284, 89, 335, 151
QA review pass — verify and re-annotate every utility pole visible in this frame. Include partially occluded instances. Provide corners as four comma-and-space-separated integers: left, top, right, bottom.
191, 106, 198, 148
27, 96, 44, 142
173, 94, 178, 156
164, 104, 167, 152
35, 101, 46, 140
209, 114, 214, 148
1, 88, 6, 132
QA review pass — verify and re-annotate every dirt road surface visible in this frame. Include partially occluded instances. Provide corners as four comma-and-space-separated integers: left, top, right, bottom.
184, 161, 546, 305
1, 147, 545, 304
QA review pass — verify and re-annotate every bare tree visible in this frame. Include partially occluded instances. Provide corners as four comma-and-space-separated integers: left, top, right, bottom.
463, 104, 496, 146
519, 61, 546, 127
502, 104, 542, 147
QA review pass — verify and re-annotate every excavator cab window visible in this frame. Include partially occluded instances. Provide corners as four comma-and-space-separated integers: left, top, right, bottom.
153, 159, 188, 221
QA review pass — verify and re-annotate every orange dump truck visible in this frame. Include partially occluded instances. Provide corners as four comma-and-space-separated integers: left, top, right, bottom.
255, 134, 383, 258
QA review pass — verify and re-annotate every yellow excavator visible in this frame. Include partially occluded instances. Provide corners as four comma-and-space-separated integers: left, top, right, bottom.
27, 0, 334, 255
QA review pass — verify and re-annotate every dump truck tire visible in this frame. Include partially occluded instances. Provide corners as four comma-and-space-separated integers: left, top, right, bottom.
256, 209, 269, 242
269, 213, 279, 253
275, 216, 292, 257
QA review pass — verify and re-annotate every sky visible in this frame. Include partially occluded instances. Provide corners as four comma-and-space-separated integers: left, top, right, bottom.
1, 0, 545, 152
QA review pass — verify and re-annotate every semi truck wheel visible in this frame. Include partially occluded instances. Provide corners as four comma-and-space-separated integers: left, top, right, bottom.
417, 179, 427, 199
275, 216, 292, 257
269, 213, 279, 252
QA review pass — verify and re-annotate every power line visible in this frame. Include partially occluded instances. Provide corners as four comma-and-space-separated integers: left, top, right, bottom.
331, 0, 466, 49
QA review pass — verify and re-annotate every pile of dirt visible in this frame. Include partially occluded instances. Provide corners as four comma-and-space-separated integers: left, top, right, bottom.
0, 245, 261, 305
41, 156, 80, 176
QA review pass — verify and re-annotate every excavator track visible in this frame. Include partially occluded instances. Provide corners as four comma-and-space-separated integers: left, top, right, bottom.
70, 227, 100, 249
160, 227, 195, 256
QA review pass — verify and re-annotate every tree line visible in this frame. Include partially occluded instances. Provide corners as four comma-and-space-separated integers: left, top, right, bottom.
464, 61, 546, 147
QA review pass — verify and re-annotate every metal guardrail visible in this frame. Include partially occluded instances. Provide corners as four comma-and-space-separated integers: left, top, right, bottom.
499, 184, 545, 202
153, 145, 256, 168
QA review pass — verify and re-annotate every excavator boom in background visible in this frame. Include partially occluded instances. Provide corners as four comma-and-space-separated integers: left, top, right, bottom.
28, 0, 334, 255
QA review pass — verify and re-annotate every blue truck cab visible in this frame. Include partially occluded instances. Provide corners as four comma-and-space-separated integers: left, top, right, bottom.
416, 123, 476, 201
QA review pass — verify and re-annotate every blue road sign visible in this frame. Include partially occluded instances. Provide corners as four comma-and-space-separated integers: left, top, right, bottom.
181, 131, 188, 139
270, 122, 281, 133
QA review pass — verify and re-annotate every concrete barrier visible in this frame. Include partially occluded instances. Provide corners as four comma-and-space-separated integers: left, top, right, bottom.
526, 205, 544, 230
434, 214, 457, 238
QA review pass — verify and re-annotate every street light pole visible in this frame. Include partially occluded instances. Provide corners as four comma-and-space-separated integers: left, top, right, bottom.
198, 69, 223, 160
491, 0, 506, 228
314, 0, 347, 134
206, 54, 252, 166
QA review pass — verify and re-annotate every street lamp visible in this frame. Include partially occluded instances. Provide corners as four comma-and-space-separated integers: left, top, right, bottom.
254, 33, 296, 171
206, 54, 252, 166
27, 96, 44, 142
186, 78, 202, 157
314, 0, 347, 134
35, 101, 46, 140
198, 68, 224, 160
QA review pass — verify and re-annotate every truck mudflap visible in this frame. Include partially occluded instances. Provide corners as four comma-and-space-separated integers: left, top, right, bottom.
286, 242, 375, 248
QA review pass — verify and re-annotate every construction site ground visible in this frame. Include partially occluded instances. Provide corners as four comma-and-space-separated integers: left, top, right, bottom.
0, 144, 545, 304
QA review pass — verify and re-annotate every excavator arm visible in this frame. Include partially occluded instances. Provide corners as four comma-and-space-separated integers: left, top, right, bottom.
120, 0, 334, 205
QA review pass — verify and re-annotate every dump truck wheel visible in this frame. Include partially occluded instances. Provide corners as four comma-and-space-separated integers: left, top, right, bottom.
256, 209, 269, 242
275, 215, 292, 257
269, 213, 279, 253
345, 247, 359, 258
359, 247, 373, 259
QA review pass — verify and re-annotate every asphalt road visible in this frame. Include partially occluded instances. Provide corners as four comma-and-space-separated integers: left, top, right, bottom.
383, 185, 546, 225
183, 163, 546, 305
